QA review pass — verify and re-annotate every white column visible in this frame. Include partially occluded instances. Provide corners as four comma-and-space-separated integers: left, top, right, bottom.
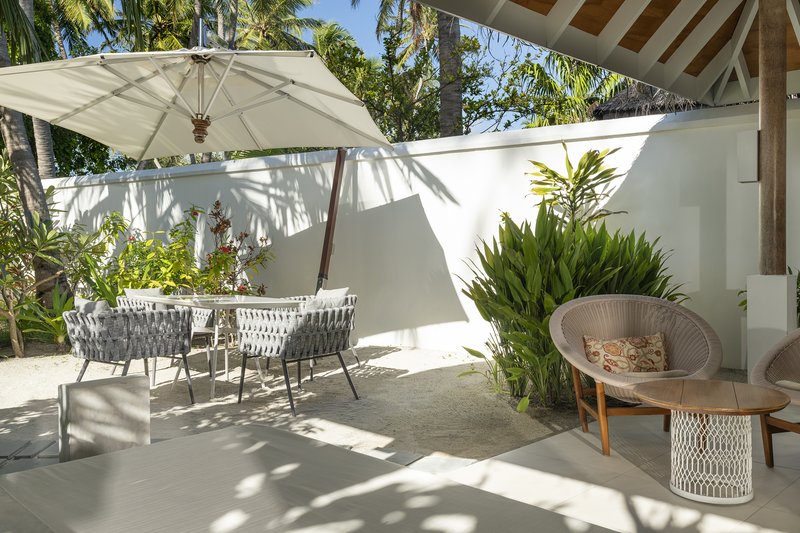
746, 275, 797, 375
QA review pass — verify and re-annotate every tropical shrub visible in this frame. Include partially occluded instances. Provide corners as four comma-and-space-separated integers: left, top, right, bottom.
527, 142, 624, 227
463, 206, 683, 408
19, 283, 73, 351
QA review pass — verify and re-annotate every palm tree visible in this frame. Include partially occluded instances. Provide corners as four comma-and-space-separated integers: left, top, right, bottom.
351, 0, 463, 137
236, 0, 320, 50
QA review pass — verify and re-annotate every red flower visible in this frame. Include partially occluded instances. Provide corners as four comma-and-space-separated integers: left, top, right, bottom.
128, 235, 136, 242
219, 245, 231, 254
191, 210, 199, 218
237, 284, 247, 293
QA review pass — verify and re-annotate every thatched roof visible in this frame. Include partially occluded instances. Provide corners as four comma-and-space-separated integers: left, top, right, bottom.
593, 83, 701, 121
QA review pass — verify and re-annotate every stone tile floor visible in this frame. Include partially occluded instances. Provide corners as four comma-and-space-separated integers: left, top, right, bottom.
3, 364, 799, 532
444, 406, 800, 532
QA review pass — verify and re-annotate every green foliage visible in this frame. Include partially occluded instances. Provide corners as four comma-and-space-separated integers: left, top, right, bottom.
109, 208, 202, 294
19, 283, 73, 349
527, 143, 625, 227
462, 207, 683, 407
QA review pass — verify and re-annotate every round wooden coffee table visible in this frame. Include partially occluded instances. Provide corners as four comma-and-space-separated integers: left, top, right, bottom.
633, 379, 789, 505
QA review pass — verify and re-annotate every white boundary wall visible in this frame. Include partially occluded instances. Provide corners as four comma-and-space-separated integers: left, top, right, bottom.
48, 101, 800, 369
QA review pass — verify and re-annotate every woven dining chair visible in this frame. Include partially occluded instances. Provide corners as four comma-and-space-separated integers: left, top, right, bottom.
751, 329, 800, 467
550, 294, 722, 455
236, 295, 359, 415
118, 295, 216, 384
64, 307, 195, 404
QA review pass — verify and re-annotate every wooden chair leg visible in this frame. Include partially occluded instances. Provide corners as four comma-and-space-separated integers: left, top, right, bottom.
596, 381, 610, 456
663, 413, 671, 432
121, 360, 131, 376
761, 414, 775, 468
76, 360, 89, 382
571, 364, 589, 432
296, 360, 302, 389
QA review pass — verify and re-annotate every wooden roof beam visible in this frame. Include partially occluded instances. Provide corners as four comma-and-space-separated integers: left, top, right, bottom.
734, 51, 753, 100
485, 0, 507, 26
713, 0, 758, 104
788, 0, 800, 50
546, 0, 586, 48
638, 0, 706, 78
662, 0, 743, 89
597, 0, 649, 63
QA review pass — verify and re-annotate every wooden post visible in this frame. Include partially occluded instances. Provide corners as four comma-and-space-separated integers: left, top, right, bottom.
316, 148, 348, 291
759, 0, 787, 275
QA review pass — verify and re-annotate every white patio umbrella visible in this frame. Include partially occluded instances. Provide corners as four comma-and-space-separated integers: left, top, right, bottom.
0, 48, 391, 288
0, 48, 390, 160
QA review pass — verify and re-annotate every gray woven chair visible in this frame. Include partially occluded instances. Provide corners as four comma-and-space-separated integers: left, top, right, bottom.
550, 294, 722, 455
64, 307, 195, 404
751, 329, 800, 467
236, 295, 359, 416
118, 295, 215, 383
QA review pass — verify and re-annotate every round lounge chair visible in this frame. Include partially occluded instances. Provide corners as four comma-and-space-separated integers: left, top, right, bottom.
550, 294, 722, 455
751, 329, 800, 467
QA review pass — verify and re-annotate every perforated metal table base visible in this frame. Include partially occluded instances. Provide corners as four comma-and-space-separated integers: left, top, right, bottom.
669, 411, 753, 505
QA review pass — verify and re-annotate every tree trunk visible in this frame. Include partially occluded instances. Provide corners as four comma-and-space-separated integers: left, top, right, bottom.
191, 0, 202, 47
33, 119, 57, 180
227, 0, 238, 49
5, 311, 25, 358
437, 11, 462, 137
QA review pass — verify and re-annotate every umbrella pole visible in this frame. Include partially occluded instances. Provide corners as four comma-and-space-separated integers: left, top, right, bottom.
316, 147, 347, 292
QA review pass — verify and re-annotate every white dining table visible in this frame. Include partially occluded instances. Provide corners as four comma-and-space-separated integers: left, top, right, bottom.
0, 425, 608, 532
134, 294, 301, 398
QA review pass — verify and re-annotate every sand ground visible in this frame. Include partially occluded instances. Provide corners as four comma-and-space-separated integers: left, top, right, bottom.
0, 344, 578, 471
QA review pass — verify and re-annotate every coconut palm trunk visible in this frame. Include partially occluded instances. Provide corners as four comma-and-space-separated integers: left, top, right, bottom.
437, 11, 462, 137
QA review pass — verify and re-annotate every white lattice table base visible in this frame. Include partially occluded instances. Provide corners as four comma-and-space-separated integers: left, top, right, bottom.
669, 411, 753, 504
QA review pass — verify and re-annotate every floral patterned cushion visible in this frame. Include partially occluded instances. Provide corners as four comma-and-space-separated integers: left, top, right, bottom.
583, 333, 668, 374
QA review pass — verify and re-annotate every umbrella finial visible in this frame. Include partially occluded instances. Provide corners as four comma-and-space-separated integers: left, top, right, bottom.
191, 115, 211, 143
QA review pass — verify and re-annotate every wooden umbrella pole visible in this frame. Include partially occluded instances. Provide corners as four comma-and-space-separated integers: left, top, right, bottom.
759, 0, 787, 275
317, 147, 348, 291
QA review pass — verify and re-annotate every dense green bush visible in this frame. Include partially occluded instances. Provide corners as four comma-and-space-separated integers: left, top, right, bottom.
462, 206, 683, 408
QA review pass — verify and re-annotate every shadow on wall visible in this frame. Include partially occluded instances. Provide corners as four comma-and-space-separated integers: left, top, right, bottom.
262, 194, 468, 339
600, 119, 753, 369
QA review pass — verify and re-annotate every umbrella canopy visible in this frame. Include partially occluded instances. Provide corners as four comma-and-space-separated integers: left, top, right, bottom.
0, 48, 390, 160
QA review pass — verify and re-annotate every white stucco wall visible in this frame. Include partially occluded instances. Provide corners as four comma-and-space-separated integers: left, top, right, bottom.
48, 101, 800, 369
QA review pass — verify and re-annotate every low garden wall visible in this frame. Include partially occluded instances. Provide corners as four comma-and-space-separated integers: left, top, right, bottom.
48, 101, 800, 369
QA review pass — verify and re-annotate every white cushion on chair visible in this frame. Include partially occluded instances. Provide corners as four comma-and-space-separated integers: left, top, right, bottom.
74, 297, 110, 314
775, 379, 800, 391
305, 287, 349, 311
124, 287, 170, 310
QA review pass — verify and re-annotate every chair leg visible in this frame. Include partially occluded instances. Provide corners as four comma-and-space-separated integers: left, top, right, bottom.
350, 348, 361, 368
761, 414, 775, 468
310, 358, 315, 381
238, 354, 248, 404
282, 360, 297, 416
663, 413, 671, 432
151, 357, 157, 386
206, 343, 212, 378
181, 353, 195, 405
265, 357, 271, 372
121, 360, 131, 376
143, 357, 149, 377
337, 352, 359, 400
76, 360, 89, 382
596, 381, 610, 456
296, 360, 302, 390
570, 364, 589, 433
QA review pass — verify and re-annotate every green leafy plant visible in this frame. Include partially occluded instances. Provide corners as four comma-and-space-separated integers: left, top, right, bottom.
527, 143, 625, 227
199, 201, 274, 295
462, 206, 683, 408
19, 283, 74, 350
